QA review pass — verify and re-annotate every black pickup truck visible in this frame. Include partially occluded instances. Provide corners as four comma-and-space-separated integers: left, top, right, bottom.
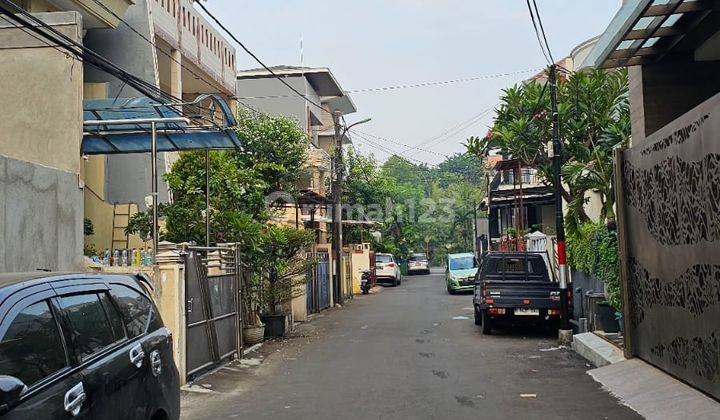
473, 252, 569, 335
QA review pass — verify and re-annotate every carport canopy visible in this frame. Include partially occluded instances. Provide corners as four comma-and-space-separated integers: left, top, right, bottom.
82, 94, 242, 155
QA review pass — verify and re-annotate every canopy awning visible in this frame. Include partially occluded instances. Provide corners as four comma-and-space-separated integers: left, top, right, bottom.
583, 0, 719, 69
82, 94, 242, 155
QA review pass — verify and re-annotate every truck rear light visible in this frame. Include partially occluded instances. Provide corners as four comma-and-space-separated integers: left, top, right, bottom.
548, 309, 560, 316
568, 290, 573, 298
522, 299, 530, 305
488, 308, 505, 315
485, 298, 494, 304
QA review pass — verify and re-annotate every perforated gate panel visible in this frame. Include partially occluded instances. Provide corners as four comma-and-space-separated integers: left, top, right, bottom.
184, 248, 240, 380
618, 95, 720, 399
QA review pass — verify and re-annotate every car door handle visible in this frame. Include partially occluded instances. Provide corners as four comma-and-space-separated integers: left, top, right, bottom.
129, 343, 145, 368
64, 382, 86, 417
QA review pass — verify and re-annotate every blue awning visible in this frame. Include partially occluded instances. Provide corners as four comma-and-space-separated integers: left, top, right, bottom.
82, 95, 242, 155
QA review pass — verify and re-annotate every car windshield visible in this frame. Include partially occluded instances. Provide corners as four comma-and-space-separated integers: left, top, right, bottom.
375, 255, 392, 263
449, 256, 475, 270
409, 254, 427, 261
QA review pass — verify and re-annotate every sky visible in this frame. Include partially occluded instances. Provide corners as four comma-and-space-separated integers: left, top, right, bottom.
204, 0, 621, 165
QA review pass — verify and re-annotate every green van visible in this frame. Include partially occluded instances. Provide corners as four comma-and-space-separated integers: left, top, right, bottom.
445, 252, 478, 294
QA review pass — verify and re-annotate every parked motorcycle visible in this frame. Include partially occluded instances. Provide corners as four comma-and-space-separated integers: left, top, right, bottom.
360, 270, 372, 294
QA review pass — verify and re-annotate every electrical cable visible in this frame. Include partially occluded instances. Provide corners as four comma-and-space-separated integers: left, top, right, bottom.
236, 68, 539, 99
86, 0, 237, 104
403, 106, 496, 153
532, 0, 554, 63
194, 0, 330, 115
525, 0, 552, 65
351, 130, 448, 158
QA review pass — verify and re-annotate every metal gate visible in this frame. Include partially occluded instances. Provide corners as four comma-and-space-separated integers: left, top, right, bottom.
183, 245, 241, 381
615, 97, 720, 399
342, 250, 353, 301
307, 249, 331, 314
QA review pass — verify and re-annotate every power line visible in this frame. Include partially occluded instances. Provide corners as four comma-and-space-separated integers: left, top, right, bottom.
86, 0, 236, 103
532, 0, 554, 63
351, 129, 448, 158
350, 131, 431, 165
0, 0, 170, 105
403, 106, 496, 153
194, 0, 330, 115
525, 0, 553, 65
235, 69, 539, 99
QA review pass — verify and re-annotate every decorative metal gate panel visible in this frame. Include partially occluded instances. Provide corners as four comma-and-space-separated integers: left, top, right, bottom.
184, 246, 241, 381
616, 96, 720, 399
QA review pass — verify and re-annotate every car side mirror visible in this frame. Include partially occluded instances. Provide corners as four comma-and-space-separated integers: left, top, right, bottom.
0, 376, 26, 414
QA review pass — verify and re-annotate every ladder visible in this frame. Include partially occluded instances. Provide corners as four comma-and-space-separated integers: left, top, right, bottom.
111, 203, 132, 251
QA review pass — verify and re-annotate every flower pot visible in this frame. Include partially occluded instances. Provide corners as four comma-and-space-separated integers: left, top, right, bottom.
242, 325, 265, 345
595, 302, 619, 333
260, 314, 287, 338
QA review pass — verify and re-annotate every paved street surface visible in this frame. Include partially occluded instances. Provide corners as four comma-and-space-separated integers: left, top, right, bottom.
182, 268, 639, 419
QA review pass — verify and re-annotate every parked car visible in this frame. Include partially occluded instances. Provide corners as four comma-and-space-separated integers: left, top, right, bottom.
374, 253, 402, 286
0, 272, 180, 419
445, 253, 478, 294
473, 252, 568, 335
407, 253, 430, 275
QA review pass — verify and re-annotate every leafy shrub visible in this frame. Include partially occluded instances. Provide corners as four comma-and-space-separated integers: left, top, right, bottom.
567, 221, 621, 310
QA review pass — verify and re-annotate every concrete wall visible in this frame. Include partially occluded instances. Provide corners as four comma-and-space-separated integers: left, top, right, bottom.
635, 59, 720, 141
236, 76, 321, 133
0, 11, 85, 272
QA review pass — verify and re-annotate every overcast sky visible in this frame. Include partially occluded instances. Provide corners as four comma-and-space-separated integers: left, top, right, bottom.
204, 1, 621, 165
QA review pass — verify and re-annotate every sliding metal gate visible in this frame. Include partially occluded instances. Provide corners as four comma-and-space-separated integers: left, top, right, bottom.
183, 245, 241, 381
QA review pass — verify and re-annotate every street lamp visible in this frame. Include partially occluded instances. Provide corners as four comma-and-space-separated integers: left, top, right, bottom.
332, 113, 371, 305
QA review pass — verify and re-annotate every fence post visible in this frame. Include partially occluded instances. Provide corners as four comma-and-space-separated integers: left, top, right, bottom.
154, 242, 188, 385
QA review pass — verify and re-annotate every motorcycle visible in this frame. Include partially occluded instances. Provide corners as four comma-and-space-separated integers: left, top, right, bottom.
360, 270, 372, 294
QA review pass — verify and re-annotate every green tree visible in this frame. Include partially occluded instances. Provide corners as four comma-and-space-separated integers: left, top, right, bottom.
465, 68, 629, 232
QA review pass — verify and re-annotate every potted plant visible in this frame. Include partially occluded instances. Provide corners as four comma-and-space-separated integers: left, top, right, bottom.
241, 273, 266, 345
256, 226, 314, 338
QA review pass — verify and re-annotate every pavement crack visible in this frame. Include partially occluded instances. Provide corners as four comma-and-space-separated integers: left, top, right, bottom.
432, 370, 448, 379
418, 352, 435, 358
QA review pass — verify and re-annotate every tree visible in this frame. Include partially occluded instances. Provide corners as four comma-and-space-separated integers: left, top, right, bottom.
255, 226, 315, 316
465, 67, 629, 232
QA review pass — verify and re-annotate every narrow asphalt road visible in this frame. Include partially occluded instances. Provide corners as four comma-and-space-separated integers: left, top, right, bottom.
181, 268, 639, 420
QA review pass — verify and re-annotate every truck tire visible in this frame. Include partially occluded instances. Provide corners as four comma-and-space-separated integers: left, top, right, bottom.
481, 310, 492, 335
474, 307, 482, 325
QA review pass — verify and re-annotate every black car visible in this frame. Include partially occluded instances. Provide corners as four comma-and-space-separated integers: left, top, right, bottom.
473, 252, 569, 335
0, 272, 180, 419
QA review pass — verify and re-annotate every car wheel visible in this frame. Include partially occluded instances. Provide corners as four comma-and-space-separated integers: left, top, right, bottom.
481, 310, 492, 335
447, 284, 455, 295
392, 277, 398, 287
474, 306, 482, 325
397, 276, 402, 285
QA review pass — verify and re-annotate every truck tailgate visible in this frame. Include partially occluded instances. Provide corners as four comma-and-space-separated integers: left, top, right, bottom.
482, 280, 560, 309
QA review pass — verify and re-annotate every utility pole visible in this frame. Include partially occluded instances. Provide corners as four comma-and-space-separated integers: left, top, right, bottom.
550, 65, 571, 336
332, 110, 343, 307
